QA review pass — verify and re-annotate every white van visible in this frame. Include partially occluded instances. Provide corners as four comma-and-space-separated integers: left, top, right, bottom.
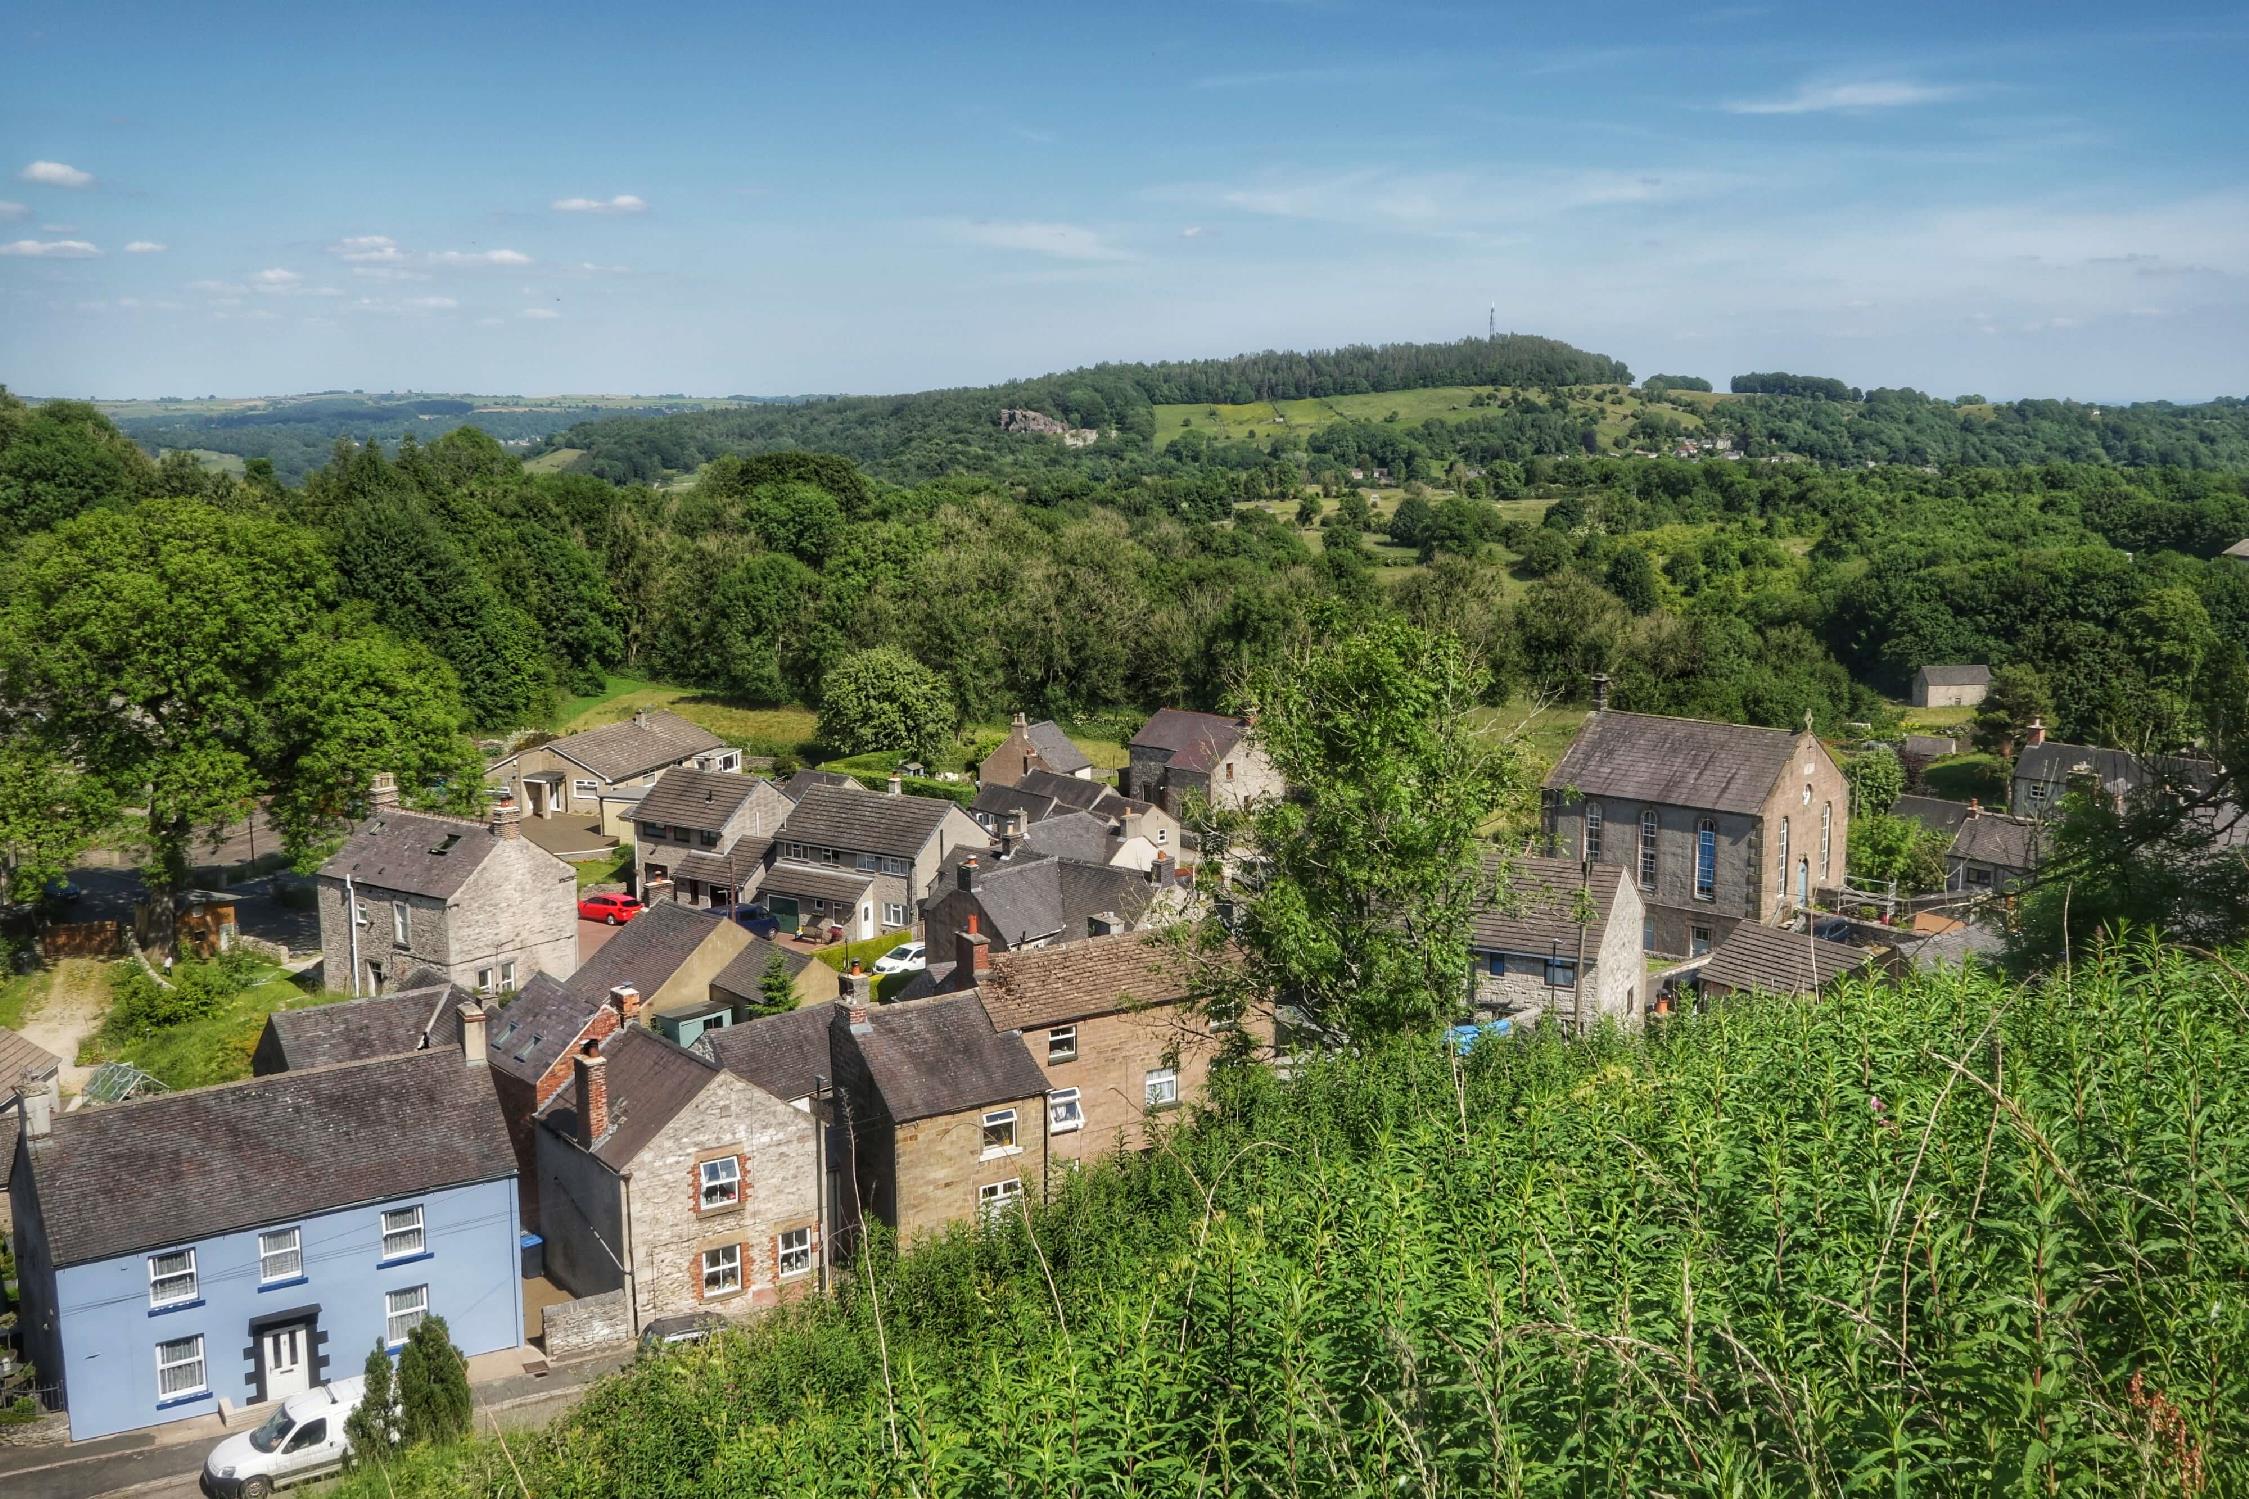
200, 1375, 366, 1497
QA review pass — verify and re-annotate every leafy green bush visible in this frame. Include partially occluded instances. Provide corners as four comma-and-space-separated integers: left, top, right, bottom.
331, 941, 2249, 1496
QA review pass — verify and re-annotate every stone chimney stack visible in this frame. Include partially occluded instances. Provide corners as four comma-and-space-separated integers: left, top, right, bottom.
2025, 717, 2047, 748
887, 771, 904, 797
955, 914, 989, 981
958, 855, 979, 893
369, 772, 400, 812
633, 706, 651, 730
1148, 849, 1172, 887
1590, 673, 1611, 714
19, 1077, 56, 1141
490, 804, 523, 841
573, 1041, 609, 1147
844, 964, 873, 1033
458, 1000, 488, 1067
610, 985, 641, 1025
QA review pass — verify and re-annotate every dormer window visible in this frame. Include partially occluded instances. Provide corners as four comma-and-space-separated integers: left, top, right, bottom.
430, 834, 462, 855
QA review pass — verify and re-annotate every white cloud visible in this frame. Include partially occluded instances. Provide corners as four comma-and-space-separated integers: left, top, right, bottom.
551, 194, 648, 214
249, 267, 302, 288
123, 240, 167, 254
521, 306, 561, 319
937, 219, 1133, 261
326, 234, 404, 263
0, 200, 24, 219
0, 238, 100, 258
1180, 226, 1205, 238
404, 295, 459, 309
433, 248, 533, 266
1723, 80, 1963, 115
19, 160, 94, 188
352, 265, 431, 282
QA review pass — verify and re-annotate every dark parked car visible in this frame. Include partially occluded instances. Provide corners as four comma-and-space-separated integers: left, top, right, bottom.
725, 902, 779, 938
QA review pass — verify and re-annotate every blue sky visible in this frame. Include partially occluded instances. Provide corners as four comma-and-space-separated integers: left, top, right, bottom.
4, 1, 2247, 400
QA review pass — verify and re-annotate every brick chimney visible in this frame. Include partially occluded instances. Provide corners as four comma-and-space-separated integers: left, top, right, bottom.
955, 914, 989, 981
1147, 849, 1172, 887
958, 855, 979, 893
1590, 673, 1611, 713
490, 804, 523, 841
458, 1000, 488, 1067
2025, 717, 2047, 748
369, 772, 400, 811
844, 964, 873, 1033
573, 1040, 608, 1146
610, 985, 641, 1024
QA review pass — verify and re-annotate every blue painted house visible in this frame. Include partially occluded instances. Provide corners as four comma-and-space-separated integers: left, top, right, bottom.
7, 1003, 523, 1441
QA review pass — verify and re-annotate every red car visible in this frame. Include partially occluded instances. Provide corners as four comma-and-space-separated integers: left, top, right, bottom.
578, 892, 644, 925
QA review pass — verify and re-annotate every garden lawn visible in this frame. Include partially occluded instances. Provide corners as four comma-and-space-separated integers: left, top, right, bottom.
78, 960, 348, 1092
557, 677, 820, 757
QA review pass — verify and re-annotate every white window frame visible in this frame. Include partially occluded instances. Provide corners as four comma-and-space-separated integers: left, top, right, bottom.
1049, 1087, 1084, 1133
1155, 827, 1168, 845
500, 959, 516, 987
776, 1227, 812, 1279
980, 1108, 1019, 1157
977, 1177, 1025, 1222
882, 856, 910, 877
699, 1156, 742, 1210
884, 902, 908, 928
391, 900, 409, 947
856, 852, 882, 872
1583, 801, 1603, 861
1145, 1067, 1180, 1110
148, 1247, 198, 1308
1046, 1025, 1078, 1063
352, 899, 370, 928
380, 1204, 425, 1260
701, 1243, 742, 1297
156, 1334, 206, 1400
573, 778, 600, 799
476, 967, 495, 995
1820, 802, 1833, 879
384, 1284, 428, 1345
259, 1227, 303, 1284
1638, 809, 1659, 890
1777, 817, 1791, 899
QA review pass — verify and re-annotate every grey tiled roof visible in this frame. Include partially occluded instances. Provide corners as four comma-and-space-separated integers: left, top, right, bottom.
1701, 924, 1883, 997
704, 1003, 835, 1104
537, 1023, 720, 1170
562, 902, 732, 1011
780, 769, 855, 801
1130, 709, 1249, 773
759, 859, 876, 907
0, 1024, 61, 1090
1021, 811, 1124, 865
2012, 743, 2213, 802
667, 846, 768, 887
939, 848, 1153, 948
838, 993, 1047, 1123
318, 810, 507, 899
780, 783, 963, 860
1023, 721, 1093, 775
1950, 813, 2042, 872
973, 782, 1059, 826
256, 981, 466, 1072
1470, 853, 1629, 956
487, 972, 607, 1083
1915, 664, 1991, 687
1546, 710, 1806, 816
1899, 735, 1957, 759
532, 710, 723, 783
1018, 768, 1115, 814
1892, 795, 1970, 838
635, 767, 762, 834
709, 935, 812, 1004
26, 1048, 514, 1267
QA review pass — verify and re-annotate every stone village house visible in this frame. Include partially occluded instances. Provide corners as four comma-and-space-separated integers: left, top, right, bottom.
1542, 688, 1849, 958
756, 780, 987, 942
1909, 664, 1992, 709
634, 766, 795, 909
977, 713, 1094, 788
317, 778, 577, 997
486, 707, 738, 836
1468, 853, 1647, 1031
1124, 709, 1284, 819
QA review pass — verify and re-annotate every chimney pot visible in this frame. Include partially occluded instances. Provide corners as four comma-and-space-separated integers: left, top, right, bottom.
633, 707, 650, 729
610, 985, 641, 1024
841, 964, 872, 1009
2026, 717, 2047, 748
955, 926, 990, 981
459, 1000, 488, 1066
573, 1042, 609, 1146
887, 771, 903, 797
369, 772, 400, 811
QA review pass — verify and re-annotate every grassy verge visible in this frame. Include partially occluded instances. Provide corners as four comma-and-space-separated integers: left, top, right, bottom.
576, 843, 635, 891
0, 966, 48, 1032
1923, 751, 2008, 804
557, 677, 821, 756
79, 958, 349, 1091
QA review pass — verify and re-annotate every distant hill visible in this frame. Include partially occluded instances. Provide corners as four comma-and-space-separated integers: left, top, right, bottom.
532, 334, 1633, 484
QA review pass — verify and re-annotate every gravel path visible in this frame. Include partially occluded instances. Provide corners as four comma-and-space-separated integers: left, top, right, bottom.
17, 957, 113, 1093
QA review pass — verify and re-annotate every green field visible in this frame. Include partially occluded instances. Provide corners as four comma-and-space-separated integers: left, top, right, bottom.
160, 446, 249, 477
522, 446, 585, 474
1155, 384, 1715, 452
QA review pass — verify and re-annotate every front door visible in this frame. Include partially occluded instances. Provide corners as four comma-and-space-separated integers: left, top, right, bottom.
262, 1322, 310, 1402
1796, 858, 1809, 908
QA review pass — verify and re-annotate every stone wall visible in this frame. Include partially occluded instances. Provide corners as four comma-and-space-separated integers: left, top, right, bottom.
1028, 1001, 1219, 1166
889, 1096, 1048, 1251
542, 1289, 631, 1361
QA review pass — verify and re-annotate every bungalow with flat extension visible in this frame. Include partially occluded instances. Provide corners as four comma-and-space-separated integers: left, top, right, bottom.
487, 707, 736, 834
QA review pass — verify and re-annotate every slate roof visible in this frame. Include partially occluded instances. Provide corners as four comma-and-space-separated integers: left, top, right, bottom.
977, 930, 1206, 1032
780, 769, 855, 801
258, 980, 466, 1071
1021, 810, 1124, 865
709, 935, 813, 1004
529, 710, 722, 783
1023, 720, 1093, 775
1545, 710, 1807, 816
26, 1048, 514, 1267
973, 782, 1060, 827
2013, 742, 2213, 801
759, 859, 876, 906
1130, 709, 1249, 774
839, 994, 1047, 1123
636, 767, 762, 835
704, 1003, 835, 1104
1018, 768, 1115, 814
1701, 924, 1884, 998
1470, 853, 1630, 956
0, 1024, 61, 1090
1915, 664, 1992, 687
318, 810, 507, 900
563, 902, 732, 1009
1950, 813, 2042, 872
537, 1023, 721, 1170
487, 972, 605, 1083
940, 848, 1154, 948
669, 846, 768, 887
1900, 734, 1957, 760
1893, 795, 1970, 839
780, 783, 962, 859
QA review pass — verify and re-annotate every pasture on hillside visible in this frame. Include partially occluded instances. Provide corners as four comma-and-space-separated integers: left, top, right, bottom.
1156, 384, 1716, 451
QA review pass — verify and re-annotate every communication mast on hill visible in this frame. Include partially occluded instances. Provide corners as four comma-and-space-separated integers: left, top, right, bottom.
1488, 303, 1496, 338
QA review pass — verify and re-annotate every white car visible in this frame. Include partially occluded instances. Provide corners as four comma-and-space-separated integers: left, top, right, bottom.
201, 1375, 365, 1496
872, 941, 927, 975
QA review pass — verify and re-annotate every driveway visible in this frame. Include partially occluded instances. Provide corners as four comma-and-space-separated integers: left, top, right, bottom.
579, 917, 624, 965
14, 958, 110, 1092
